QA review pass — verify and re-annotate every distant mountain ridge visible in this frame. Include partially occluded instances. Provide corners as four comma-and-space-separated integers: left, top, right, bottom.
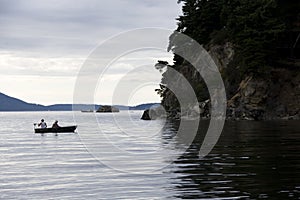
0, 92, 45, 111
129, 103, 160, 110
0, 92, 159, 111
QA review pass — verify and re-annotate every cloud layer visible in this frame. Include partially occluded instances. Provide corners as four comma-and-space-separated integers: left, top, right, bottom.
0, 0, 182, 105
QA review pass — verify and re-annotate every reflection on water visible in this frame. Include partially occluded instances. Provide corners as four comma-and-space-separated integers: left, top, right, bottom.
167, 120, 300, 199
0, 111, 299, 199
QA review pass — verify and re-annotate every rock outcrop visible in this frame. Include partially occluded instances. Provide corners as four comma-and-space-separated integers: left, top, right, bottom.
227, 69, 300, 120
141, 106, 166, 120
160, 41, 300, 120
96, 105, 119, 113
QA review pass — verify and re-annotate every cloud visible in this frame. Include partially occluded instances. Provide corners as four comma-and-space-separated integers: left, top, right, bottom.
0, 0, 181, 55
0, 51, 83, 76
0, 74, 76, 105
0, 0, 182, 104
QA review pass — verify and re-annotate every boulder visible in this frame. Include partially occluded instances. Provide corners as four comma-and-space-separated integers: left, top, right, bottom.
141, 106, 166, 120
141, 109, 151, 120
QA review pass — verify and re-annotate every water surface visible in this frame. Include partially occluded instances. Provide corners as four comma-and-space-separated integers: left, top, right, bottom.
0, 111, 299, 199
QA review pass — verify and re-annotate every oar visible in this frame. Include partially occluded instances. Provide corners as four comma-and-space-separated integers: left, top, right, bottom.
33, 123, 37, 133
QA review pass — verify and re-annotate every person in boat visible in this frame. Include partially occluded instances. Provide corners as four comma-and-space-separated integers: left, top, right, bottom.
52, 120, 61, 129
38, 119, 47, 128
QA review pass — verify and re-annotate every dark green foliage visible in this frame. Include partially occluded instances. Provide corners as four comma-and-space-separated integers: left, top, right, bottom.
277, 0, 300, 29
173, 0, 290, 73
228, 0, 285, 72
176, 0, 225, 44
210, 29, 230, 45
193, 81, 209, 102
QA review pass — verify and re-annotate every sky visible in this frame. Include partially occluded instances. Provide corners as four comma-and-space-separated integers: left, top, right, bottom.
0, 0, 182, 106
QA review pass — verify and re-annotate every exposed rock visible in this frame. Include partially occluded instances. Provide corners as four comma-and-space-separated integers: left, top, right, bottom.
227, 69, 300, 120
141, 106, 166, 120
96, 105, 119, 113
141, 109, 151, 120
154, 101, 209, 120
208, 42, 234, 71
199, 99, 210, 118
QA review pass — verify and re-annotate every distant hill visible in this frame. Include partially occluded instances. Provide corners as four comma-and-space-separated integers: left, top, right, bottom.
0, 92, 159, 111
113, 103, 160, 110
0, 92, 46, 111
47, 104, 101, 111
129, 103, 160, 110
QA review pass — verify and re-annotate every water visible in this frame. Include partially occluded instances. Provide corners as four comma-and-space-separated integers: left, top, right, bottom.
0, 111, 299, 199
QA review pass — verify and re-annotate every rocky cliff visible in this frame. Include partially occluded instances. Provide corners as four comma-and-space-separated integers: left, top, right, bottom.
210, 42, 300, 120
156, 0, 300, 121
227, 69, 300, 120
160, 42, 300, 120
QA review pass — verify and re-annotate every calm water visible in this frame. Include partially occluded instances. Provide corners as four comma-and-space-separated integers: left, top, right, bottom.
0, 111, 299, 199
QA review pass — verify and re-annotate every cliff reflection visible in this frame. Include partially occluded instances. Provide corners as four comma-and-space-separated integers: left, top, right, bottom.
163, 120, 300, 199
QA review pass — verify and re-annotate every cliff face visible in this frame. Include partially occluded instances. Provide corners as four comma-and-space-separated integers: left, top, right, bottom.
227, 70, 300, 120
213, 43, 300, 120
209, 42, 300, 120
160, 42, 300, 120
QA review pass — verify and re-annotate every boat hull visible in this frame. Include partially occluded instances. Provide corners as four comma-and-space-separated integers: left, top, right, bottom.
34, 126, 77, 133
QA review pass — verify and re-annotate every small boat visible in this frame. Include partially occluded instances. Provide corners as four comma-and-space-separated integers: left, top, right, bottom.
34, 126, 77, 134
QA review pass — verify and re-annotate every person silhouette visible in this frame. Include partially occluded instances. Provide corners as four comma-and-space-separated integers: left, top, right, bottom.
52, 120, 60, 128
38, 119, 47, 128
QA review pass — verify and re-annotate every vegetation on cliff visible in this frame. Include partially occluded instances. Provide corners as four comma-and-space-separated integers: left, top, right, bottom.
156, 0, 300, 120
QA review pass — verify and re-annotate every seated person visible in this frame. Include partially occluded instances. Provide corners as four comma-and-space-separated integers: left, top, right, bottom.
52, 120, 60, 128
38, 119, 47, 128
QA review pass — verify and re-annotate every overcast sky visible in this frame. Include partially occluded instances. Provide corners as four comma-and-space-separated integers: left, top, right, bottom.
0, 0, 182, 105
